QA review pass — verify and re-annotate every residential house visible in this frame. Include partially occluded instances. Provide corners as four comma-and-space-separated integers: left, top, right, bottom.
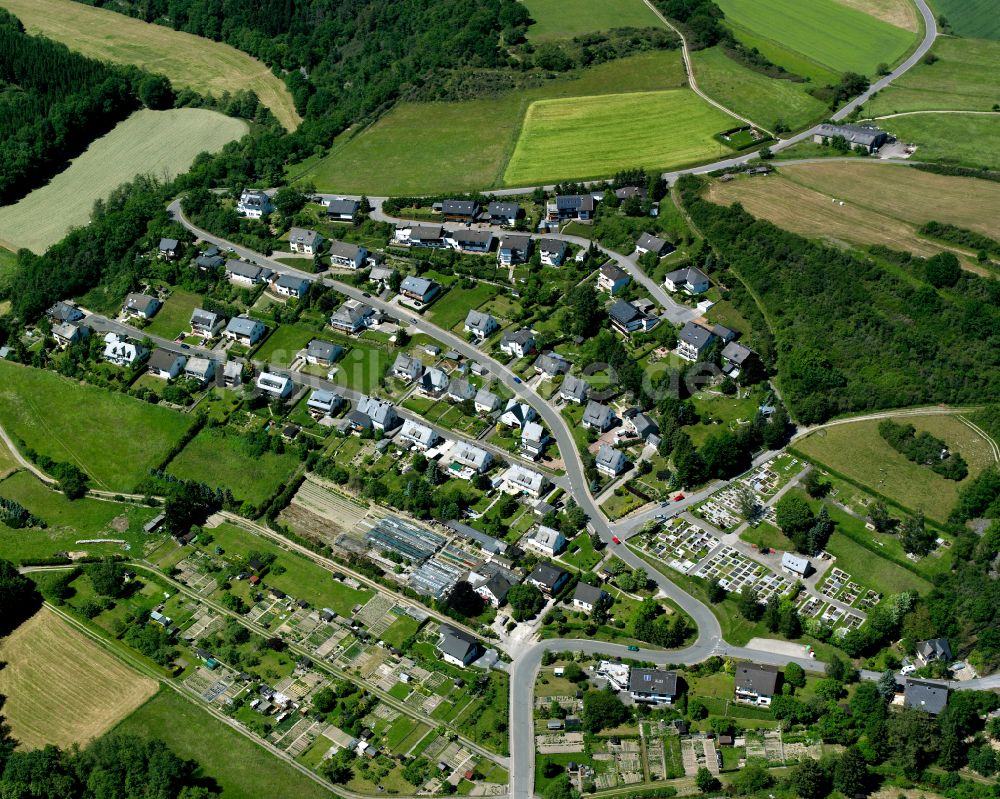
595, 444, 628, 477
51, 321, 88, 347
256, 371, 293, 399
184, 357, 215, 386
223, 360, 243, 388
437, 625, 481, 668
526, 562, 570, 595
903, 678, 949, 715
502, 464, 547, 497
572, 583, 608, 614
734, 663, 780, 706
582, 400, 614, 432
328, 241, 367, 269
464, 310, 498, 340
271, 273, 312, 299
664, 266, 710, 295
237, 189, 273, 218
195, 251, 225, 270
534, 351, 569, 379
476, 574, 512, 608
392, 353, 424, 382
547, 194, 595, 221
324, 197, 360, 220
623, 409, 659, 444
158, 238, 181, 259
812, 123, 889, 153
559, 374, 590, 404
47, 301, 84, 324
598, 263, 630, 295
676, 321, 716, 362
500, 328, 535, 359
474, 389, 501, 414
498, 234, 532, 266
102, 332, 148, 366
369, 265, 396, 289
225, 260, 272, 286
521, 421, 548, 457
307, 389, 344, 417
399, 419, 439, 450
450, 443, 493, 474
525, 525, 565, 557
447, 378, 476, 403
329, 302, 375, 334
355, 395, 398, 431
721, 341, 757, 379
190, 309, 223, 338
780, 552, 812, 577
488, 201, 522, 226
224, 316, 267, 347
609, 298, 656, 335
440, 200, 480, 223
500, 398, 537, 428
538, 238, 568, 267
122, 293, 160, 320
635, 232, 674, 257
147, 349, 186, 380
916, 639, 952, 666
629, 668, 678, 705
418, 367, 449, 397
288, 228, 323, 255
448, 229, 494, 254
305, 339, 343, 367
399, 275, 440, 305
395, 224, 447, 248
615, 186, 646, 201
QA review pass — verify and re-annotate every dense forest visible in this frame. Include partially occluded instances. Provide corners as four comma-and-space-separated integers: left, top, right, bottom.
678, 175, 1000, 424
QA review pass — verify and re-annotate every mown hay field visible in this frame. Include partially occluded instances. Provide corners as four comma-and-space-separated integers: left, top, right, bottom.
503, 88, 736, 185
0, 360, 194, 492
0, 0, 300, 130
715, 0, 916, 75
0, 607, 158, 749
0, 109, 246, 254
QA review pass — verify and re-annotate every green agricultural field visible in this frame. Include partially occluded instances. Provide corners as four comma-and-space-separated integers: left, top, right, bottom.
718, 24, 841, 86
0, 360, 194, 492
291, 50, 686, 194
254, 324, 317, 367
166, 427, 300, 506
794, 414, 995, 523
931, 0, 1000, 39
115, 689, 334, 799
503, 89, 736, 185
880, 112, 1000, 170
0, 0, 300, 130
0, 471, 160, 563
692, 47, 828, 131
715, 0, 916, 75
867, 38, 1000, 114
522, 0, 663, 41
145, 289, 203, 340
0, 109, 247, 254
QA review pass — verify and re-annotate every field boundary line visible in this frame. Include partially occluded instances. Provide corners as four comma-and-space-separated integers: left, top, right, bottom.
957, 415, 1000, 463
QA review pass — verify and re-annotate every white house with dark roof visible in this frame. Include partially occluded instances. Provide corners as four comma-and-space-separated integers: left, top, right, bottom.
676, 321, 715, 361
305, 339, 342, 367
256, 371, 293, 399
324, 197, 360, 220
916, 639, 952, 665
190, 309, 223, 338
225, 259, 272, 286
500, 328, 535, 359
52, 321, 88, 348
158, 238, 181, 259
237, 189, 273, 218
534, 351, 569, 379
288, 228, 323, 255
501, 464, 547, 497
185, 357, 215, 385
400, 419, 439, 450
781, 552, 812, 577
488, 201, 522, 226
635, 232, 674, 257
355, 395, 398, 431
271, 273, 311, 299
329, 302, 375, 334
447, 378, 476, 403
122, 293, 160, 320
450, 442, 493, 474
521, 421, 548, 457
596, 444, 628, 477
538, 238, 568, 266
609, 298, 656, 335
476, 574, 512, 608
547, 194, 595, 221
598, 263, 630, 295
307, 389, 343, 417
224, 316, 267, 346
474, 389, 501, 414
665, 266, 710, 295
395, 223, 447, 248
525, 524, 565, 557
559, 374, 590, 404
498, 234, 532, 266
437, 625, 481, 668
526, 562, 570, 594
447, 228, 494, 253
721, 341, 757, 378
147, 349, 186, 380
47, 301, 84, 324
573, 583, 608, 614
903, 678, 948, 715
418, 366, 449, 397
440, 200, 480, 222
399, 275, 440, 304
464, 310, 498, 340
734, 663, 780, 706
391, 353, 424, 382
500, 398, 537, 428
582, 400, 614, 432
629, 668, 678, 705
328, 241, 367, 269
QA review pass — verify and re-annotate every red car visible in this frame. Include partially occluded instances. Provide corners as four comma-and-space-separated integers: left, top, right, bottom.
673, 493, 685, 502
611, 536, 621, 545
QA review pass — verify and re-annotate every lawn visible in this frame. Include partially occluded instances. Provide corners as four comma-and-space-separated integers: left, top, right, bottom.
328, 341, 393, 394
0, 0, 300, 130
503, 88, 737, 185
691, 47, 828, 131
739, 521, 795, 552
255, 324, 317, 367
426, 282, 501, 331
0, 109, 247, 254
0, 471, 160, 563
0, 607, 158, 750
291, 50, 686, 194
380, 614, 422, 649
0, 434, 18, 479
795, 414, 994, 522
0, 360, 194, 492
145, 288, 203, 340
522, 0, 663, 41
715, 0, 917, 75
867, 38, 1000, 114
167, 427, 300, 506
115, 689, 335, 799
879, 112, 1000, 170
929, 0, 1000, 39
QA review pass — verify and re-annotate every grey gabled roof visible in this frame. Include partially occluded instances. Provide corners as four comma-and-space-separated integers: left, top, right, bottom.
400, 275, 435, 296
916, 639, 952, 661
595, 444, 626, 471
499, 234, 531, 251
475, 388, 499, 409
734, 663, 780, 696
159, 237, 179, 250
328, 240, 364, 259
538, 238, 567, 255
815, 123, 885, 147
438, 625, 479, 660
722, 341, 754, 365
636, 232, 670, 254
666, 265, 710, 287
226, 260, 267, 280
307, 339, 341, 361
678, 321, 714, 349
465, 309, 496, 333
148, 348, 184, 372
503, 328, 534, 346
275, 273, 311, 291
573, 582, 606, 606
408, 224, 444, 240
556, 194, 594, 212
609, 298, 642, 326
441, 200, 478, 216
488, 201, 521, 218
289, 227, 321, 246
528, 562, 568, 590
629, 668, 677, 696
583, 400, 612, 428
326, 198, 359, 215
600, 262, 628, 283
903, 678, 949, 715
225, 316, 263, 337
196, 254, 224, 269
534, 351, 569, 376
560, 374, 589, 401
450, 229, 494, 245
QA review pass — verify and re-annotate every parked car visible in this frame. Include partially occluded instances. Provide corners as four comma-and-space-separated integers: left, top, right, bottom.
612, 536, 621, 545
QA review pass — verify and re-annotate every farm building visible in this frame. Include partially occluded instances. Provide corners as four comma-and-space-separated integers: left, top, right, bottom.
812, 123, 889, 153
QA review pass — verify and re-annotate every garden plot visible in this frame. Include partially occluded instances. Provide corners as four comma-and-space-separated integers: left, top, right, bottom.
356, 593, 397, 628
693, 546, 794, 601
173, 552, 224, 595
636, 519, 721, 573
184, 665, 240, 707
606, 739, 644, 785
180, 606, 225, 642
818, 566, 882, 610
275, 718, 326, 756
743, 731, 784, 763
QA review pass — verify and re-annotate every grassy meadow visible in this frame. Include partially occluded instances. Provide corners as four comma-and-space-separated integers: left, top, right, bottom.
930, 0, 1000, 40
0, 360, 194, 492
522, 0, 663, 40
0, 608, 158, 750
0, 0, 300, 130
691, 47, 828, 130
879, 112, 1000, 170
290, 50, 687, 194
715, 0, 917, 75
503, 88, 736, 185
145, 288, 204, 340
0, 109, 247, 254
